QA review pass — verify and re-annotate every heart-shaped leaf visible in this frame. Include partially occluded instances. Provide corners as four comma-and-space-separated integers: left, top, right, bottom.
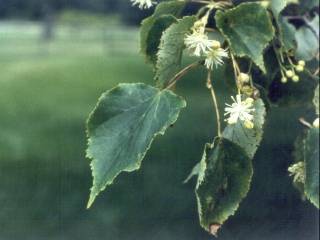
196, 138, 253, 236
215, 3, 275, 72
86, 83, 186, 207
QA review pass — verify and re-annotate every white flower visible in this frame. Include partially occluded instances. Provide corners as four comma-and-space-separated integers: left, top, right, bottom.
224, 95, 255, 128
185, 32, 213, 57
204, 47, 228, 69
131, 0, 156, 9
288, 162, 305, 184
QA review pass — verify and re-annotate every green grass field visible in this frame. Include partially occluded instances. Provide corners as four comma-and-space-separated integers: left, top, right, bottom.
0, 21, 318, 240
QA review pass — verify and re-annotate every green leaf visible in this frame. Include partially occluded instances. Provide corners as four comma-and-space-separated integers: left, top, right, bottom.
142, 16, 177, 64
269, 0, 297, 53
215, 3, 275, 72
196, 139, 253, 236
279, 17, 297, 52
295, 26, 319, 61
304, 128, 320, 208
307, 14, 319, 38
223, 99, 266, 158
314, 84, 319, 115
86, 83, 186, 208
155, 16, 197, 87
301, 0, 319, 12
140, 1, 185, 64
270, 0, 298, 18
290, 135, 307, 197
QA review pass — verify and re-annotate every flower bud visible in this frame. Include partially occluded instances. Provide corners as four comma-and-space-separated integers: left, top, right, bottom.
244, 120, 254, 129
212, 40, 221, 50
244, 97, 254, 106
296, 65, 304, 72
281, 77, 288, 83
241, 86, 254, 97
194, 20, 204, 29
313, 118, 319, 128
261, 1, 270, 8
193, 21, 205, 32
286, 70, 294, 78
292, 75, 300, 82
238, 73, 250, 83
298, 60, 306, 67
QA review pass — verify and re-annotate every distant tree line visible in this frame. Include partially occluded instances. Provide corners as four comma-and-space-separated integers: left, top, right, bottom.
0, 0, 152, 24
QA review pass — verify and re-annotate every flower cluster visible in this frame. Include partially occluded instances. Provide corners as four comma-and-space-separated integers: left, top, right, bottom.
184, 19, 229, 70
130, 0, 156, 9
281, 60, 305, 83
224, 95, 255, 129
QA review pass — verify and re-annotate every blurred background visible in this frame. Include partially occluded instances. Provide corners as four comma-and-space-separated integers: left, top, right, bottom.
0, 1, 319, 239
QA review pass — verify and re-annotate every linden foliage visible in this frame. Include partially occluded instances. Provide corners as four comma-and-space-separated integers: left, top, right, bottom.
85, 0, 319, 237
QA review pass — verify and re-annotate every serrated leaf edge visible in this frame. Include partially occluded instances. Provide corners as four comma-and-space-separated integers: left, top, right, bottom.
215, 2, 275, 73
86, 83, 187, 208
195, 139, 254, 232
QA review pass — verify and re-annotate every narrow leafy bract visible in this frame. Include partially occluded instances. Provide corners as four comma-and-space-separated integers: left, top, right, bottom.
269, 0, 298, 53
270, 0, 298, 18
279, 17, 297, 52
86, 83, 186, 208
304, 128, 320, 208
301, 0, 319, 12
155, 16, 197, 87
295, 26, 319, 61
215, 3, 275, 72
223, 99, 266, 159
196, 139, 253, 236
140, 1, 185, 64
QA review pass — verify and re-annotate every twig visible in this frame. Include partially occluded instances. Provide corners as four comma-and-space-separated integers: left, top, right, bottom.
165, 62, 201, 90
206, 71, 222, 137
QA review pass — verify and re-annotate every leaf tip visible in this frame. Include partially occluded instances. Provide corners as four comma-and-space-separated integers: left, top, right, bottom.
87, 189, 98, 209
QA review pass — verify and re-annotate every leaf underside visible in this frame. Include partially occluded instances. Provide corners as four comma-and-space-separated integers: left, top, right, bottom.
215, 2, 275, 72
223, 99, 266, 159
155, 16, 197, 87
86, 83, 186, 208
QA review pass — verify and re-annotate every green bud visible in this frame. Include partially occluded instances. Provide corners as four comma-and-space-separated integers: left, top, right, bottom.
244, 120, 254, 129
212, 40, 221, 50
238, 73, 250, 83
286, 70, 294, 78
281, 77, 288, 83
260, 1, 270, 8
241, 85, 254, 97
292, 75, 300, 82
298, 60, 306, 67
295, 65, 304, 72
